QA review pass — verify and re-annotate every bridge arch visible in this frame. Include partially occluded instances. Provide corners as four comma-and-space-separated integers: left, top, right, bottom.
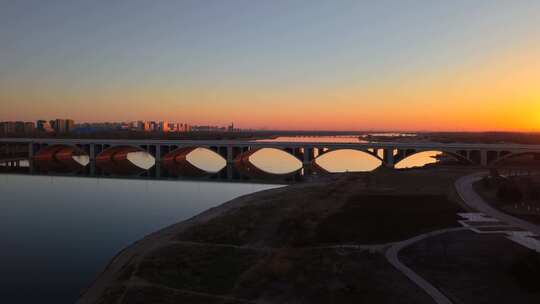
234, 147, 302, 179
96, 145, 154, 174
34, 144, 89, 172
319, 147, 382, 160
394, 149, 472, 169
162, 147, 226, 177
312, 148, 382, 173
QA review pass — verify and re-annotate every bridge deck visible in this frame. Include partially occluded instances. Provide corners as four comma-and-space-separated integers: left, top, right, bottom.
2, 137, 540, 152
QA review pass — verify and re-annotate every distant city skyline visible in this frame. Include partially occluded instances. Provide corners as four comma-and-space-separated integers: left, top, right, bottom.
1, 0, 539, 131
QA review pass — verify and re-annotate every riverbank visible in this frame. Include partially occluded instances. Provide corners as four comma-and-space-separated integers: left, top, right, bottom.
78, 167, 475, 303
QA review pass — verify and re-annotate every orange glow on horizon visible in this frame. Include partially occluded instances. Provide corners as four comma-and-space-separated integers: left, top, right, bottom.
1, 43, 538, 132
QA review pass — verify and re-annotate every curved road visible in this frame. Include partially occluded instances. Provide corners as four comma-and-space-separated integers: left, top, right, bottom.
385, 227, 466, 304
387, 171, 540, 304
455, 172, 540, 235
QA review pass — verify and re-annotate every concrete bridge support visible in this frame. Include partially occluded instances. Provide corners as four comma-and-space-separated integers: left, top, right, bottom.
4, 139, 540, 177
155, 145, 161, 178
89, 144, 96, 175
28, 143, 33, 174
303, 147, 315, 164
383, 148, 395, 168
302, 147, 315, 176
226, 146, 233, 163
480, 150, 488, 167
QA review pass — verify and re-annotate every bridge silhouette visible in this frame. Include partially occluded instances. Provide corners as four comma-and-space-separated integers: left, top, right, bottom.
2, 138, 540, 179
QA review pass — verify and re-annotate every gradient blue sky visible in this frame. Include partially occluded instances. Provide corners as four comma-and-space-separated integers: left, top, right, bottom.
1, 0, 539, 130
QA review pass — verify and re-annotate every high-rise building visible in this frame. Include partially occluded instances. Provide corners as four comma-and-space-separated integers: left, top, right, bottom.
14, 121, 25, 134
66, 119, 75, 133
48, 119, 75, 133
24, 122, 35, 134
0, 121, 37, 134
37, 120, 46, 131
135, 121, 147, 131
128, 121, 139, 131
149, 121, 158, 131
159, 121, 169, 132
37, 120, 54, 133
177, 123, 191, 132
143, 121, 150, 131
0, 121, 10, 135
55, 119, 66, 133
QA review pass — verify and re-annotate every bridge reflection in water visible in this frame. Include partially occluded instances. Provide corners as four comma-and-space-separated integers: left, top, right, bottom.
2, 138, 540, 182
0, 150, 307, 182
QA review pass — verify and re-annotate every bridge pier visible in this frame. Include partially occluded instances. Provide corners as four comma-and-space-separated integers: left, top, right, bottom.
303, 147, 314, 165
226, 163, 233, 180
302, 163, 313, 176
480, 150, 488, 167
301, 147, 315, 177
28, 143, 34, 174
155, 145, 161, 178
383, 148, 395, 168
213, 146, 237, 165
89, 144, 96, 175
226, 146, 233, 163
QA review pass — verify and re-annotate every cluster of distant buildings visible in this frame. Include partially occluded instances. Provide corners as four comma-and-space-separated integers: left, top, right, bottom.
0, 119, 240, 135
193, 123, 238, 132
76, 121, 193, 133
130, 121, 191, 132
0, 119, 75, 135
77, 121, 239, 133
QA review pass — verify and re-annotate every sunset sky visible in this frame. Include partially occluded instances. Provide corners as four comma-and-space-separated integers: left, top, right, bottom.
1, 0, 539, 131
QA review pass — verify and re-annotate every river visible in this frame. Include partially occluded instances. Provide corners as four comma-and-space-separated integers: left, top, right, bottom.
0, 174, 279, 303
0, 135, 444, 303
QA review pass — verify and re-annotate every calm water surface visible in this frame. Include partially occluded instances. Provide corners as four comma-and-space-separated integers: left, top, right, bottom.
255, 136, 442, 172
0, 174, 279, 303
0, 135, 444, 303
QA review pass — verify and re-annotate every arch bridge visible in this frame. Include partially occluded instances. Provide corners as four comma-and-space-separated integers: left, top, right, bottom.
2, 138, 540, 178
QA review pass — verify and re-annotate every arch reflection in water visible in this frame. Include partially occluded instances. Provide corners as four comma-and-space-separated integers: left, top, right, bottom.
96, 146, 155, 175
187, 148, 226, 173
395, 150, 446, 169
73, 155, 90, 167
127, 151, 155, 170
247, 148, 303, 175
163, 147, 226, 177
314, 149, 382, 173
34, 145, 89, 172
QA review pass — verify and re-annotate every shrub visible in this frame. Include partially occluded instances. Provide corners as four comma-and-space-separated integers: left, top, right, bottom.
496, 182, 523, 203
